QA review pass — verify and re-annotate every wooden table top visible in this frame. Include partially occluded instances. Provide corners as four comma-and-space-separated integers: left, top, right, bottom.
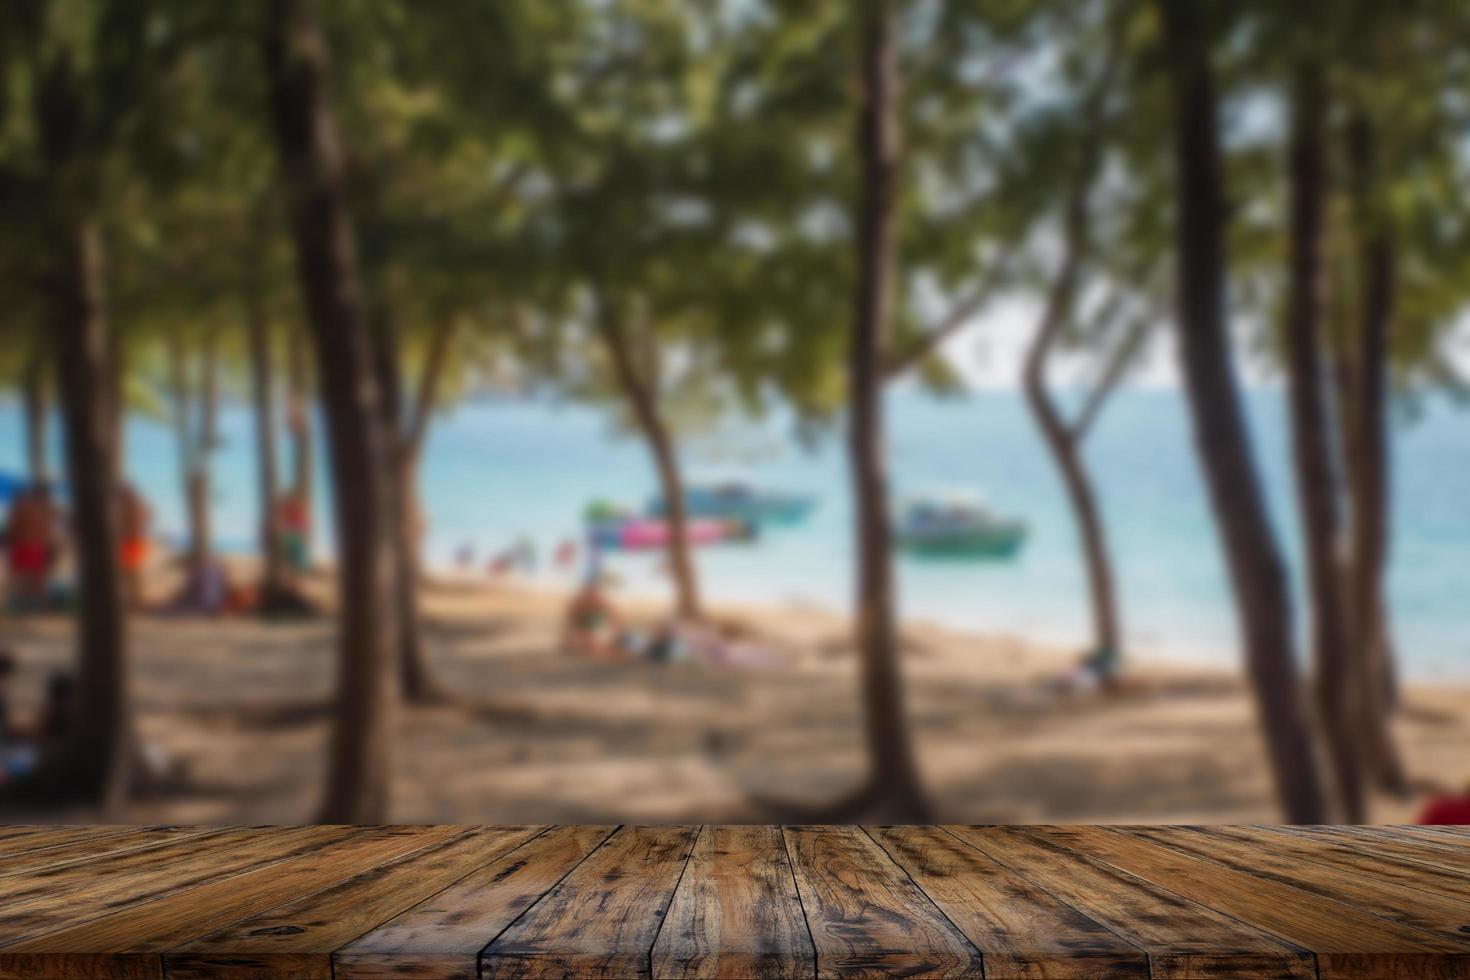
0, 824, 1466, 979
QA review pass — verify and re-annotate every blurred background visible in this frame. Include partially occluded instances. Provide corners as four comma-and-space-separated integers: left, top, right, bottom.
0, 0, 1466, 826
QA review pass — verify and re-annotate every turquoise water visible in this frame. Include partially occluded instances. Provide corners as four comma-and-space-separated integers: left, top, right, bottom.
4, 387, 1466, 678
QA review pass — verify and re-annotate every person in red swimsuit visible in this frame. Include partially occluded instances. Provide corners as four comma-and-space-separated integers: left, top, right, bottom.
5, 484, 59, 610
117, 482, 153, 610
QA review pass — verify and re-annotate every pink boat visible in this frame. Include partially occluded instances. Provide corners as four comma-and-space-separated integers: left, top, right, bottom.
589, 517, 755, 550
618, 518, 738, 549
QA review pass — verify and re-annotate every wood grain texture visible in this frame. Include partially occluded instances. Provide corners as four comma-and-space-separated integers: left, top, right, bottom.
2, 823, 1468, 979
1034, 825, 1470, 979
0, 826, 461, 980
0, 826, 132, 857
0, 826, 217, 879
652, 825, 816, 979
948, 826, 1315, 979
481, 825, 699, 979
164, 826, 541, 980
1277, 825, 1470, 876
334, 825, 613, 980
868, 825, 1147, 980
1125, 826, 1470, 945
1353, 825, 1470, 852
784, 825, 982, 979
0, 826, 349, 946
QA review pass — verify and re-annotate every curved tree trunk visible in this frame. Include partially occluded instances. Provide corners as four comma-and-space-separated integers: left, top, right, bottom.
1023, 359, 1121, 665
644, 418, 698, 619
247, 273, 288, 605
596, 298, 701, 620
48, 220, 132, 809
1021, 57, 1121, 672
1344, 112, 1408, 795
848, 0, 928, 820
1157, 0, 1328, 823
1286, 60, 1362, 821
22, 344, 50, 486
265, 0, 399, 824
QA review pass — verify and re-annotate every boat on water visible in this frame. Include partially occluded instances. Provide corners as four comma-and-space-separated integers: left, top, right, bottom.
585, 500, 757, 551
647, 478, 816, 526
895, 492, 1027, 559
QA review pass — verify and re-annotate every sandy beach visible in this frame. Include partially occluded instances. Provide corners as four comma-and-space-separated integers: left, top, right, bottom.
2, 562, 1466, 825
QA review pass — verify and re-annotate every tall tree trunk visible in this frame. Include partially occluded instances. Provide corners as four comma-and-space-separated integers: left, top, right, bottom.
22, 343, 49, 486
393, 320, 457, 700
48, 220, 132, 808
288, 325, 315, 520
849, 0, 927, 820
595, 299, 701, 620
170, 337, 213, 579
393, 455, 431, 699
168, 342, 200, 570
246, 269, 288, 604
1286, 60, 1363, 821
1344, 112, 1408, 794
193, 329, 219, 574
265, 0, 399, 823
1157, 0, 1328, 823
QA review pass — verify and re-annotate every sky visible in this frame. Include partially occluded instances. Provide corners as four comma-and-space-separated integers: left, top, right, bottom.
938, 296, 1470, 392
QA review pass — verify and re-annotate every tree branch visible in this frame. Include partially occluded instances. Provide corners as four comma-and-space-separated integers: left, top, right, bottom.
402, 318, 458, 459
882, 259, 1008, 382
1071, 312, 1152, 441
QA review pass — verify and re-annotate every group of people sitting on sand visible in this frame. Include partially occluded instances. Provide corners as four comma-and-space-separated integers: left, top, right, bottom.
560, 571, 775, 668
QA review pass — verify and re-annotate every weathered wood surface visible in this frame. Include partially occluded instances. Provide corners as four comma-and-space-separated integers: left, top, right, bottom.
0, 824, 1464, 979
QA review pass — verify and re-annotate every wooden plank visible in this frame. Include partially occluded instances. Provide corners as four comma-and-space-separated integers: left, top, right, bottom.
651, 825, 815, 980
481, 825, 699, 979
164, 826, 542, 980
1034, 825, 1470, 980
948, 826, 1315, 979
1126, 826, 1470, 943
1420, 826, 1470, 839
868, 825, 1147, 980
0, 826, 462, 980
1276, 825, 1470, 877
0, 826, 218, 879
1348, 825, 1470, 854
335, 825, 613, 980
0, 826, 351, 945
0, 827, 52, 846
783, 825, 982, 979
0, 826, 133, 858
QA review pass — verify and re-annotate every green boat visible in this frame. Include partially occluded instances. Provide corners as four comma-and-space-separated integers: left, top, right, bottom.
895, 494, 1027, 560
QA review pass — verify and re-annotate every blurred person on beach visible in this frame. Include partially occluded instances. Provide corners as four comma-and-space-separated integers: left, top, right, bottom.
454, 543, 476, 572
554, 538, 578, 573
118, 482, 152, 610
277, 491, 312, 572
4, 483, 61, 611
0, 650, 15, 740
0, 651, 38, 783
39, 671, 77, 748
561, 573, 624, 659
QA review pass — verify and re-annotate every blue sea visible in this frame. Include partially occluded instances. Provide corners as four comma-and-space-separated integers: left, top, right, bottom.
3, 386, 1466, 678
